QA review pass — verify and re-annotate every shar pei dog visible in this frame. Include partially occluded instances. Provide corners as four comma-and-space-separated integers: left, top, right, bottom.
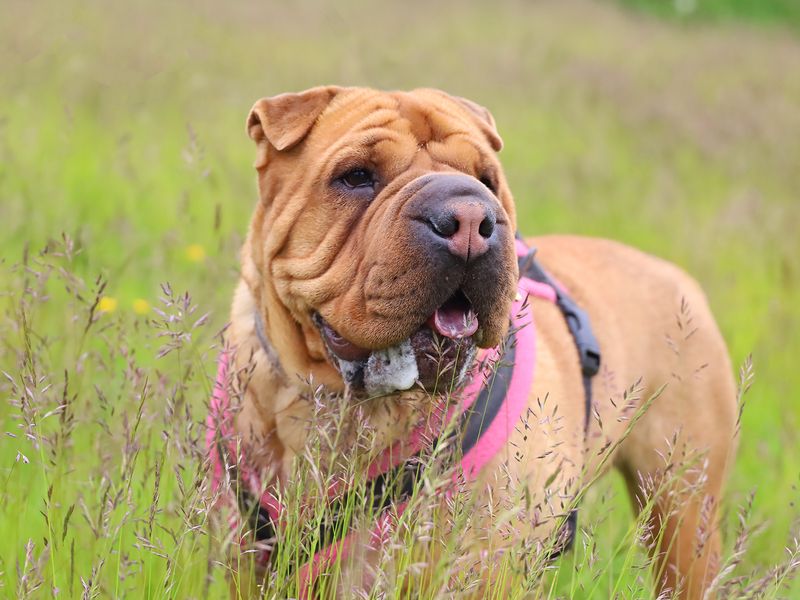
208, 86, 737, 599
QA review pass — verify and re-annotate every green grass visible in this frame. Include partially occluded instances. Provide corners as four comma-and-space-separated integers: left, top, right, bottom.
616, 0, 800, 31
2, 0, 800, 597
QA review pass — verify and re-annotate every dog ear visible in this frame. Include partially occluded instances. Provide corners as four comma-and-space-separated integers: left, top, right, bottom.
452, 96, 503, 152
246, 86, 342, 167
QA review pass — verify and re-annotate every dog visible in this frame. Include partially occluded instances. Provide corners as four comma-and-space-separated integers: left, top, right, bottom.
209, 86, 737, 599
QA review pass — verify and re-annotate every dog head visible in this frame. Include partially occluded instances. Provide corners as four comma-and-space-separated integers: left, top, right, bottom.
242, 87, 518, 396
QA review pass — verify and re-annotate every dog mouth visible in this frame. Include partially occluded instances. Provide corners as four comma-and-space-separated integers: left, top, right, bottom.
314, 291, 479, 397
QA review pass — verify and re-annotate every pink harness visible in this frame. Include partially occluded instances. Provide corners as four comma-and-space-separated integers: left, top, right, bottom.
206, 240, 564, 591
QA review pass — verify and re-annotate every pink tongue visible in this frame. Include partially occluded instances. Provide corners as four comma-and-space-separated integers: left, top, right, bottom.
430, 301, 479, 339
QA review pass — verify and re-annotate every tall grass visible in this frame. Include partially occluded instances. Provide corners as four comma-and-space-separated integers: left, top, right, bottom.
2, 0, 800, 597
4, 244, 798, 597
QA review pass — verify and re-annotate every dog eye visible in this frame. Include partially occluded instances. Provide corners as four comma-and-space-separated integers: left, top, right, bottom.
340, 168, 375, 189
479, 174, 497, 193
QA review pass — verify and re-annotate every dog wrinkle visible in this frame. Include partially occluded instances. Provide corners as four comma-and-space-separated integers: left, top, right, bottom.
261, 179, 311, 259
319, 89, 392, 136
400, 110, 483, 174
276, 217, 359, 282
396, 96, 434, 145
427, 135, 483, 175
399, 92, 471, 143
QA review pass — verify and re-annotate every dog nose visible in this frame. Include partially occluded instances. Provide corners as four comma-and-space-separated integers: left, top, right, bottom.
427, 203, 496, 260
407, 173, 503, 263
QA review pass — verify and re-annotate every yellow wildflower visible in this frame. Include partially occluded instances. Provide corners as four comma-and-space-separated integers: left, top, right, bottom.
132, 298, 150, 314
185, 244, 206, 263
98, 296, 118, 313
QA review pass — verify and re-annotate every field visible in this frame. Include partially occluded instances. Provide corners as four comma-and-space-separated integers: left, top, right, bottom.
2, 0, 800, 597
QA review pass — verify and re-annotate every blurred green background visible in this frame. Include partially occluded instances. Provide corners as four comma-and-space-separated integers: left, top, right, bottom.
2, 0, 799, 597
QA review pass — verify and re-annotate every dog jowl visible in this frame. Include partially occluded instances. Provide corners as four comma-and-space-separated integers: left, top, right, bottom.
209, 86, 738, 600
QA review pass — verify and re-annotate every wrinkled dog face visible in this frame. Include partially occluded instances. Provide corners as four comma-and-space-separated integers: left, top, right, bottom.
246, 87, 518, 397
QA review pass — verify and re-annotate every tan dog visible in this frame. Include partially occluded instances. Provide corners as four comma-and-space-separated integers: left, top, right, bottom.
222, 86, 737, 598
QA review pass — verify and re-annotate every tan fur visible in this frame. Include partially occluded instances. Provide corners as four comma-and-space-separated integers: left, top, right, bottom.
226, 87, 737, 599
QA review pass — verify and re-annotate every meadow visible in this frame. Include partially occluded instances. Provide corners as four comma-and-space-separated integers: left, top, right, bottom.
2, 0, 799, 597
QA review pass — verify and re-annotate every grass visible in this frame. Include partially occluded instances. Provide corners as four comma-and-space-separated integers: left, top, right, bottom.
2, 0, 800, 597
616, 0, 800, 32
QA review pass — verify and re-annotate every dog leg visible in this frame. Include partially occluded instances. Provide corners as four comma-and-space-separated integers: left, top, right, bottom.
621, 459, 725, 599
618, 363, 737, 598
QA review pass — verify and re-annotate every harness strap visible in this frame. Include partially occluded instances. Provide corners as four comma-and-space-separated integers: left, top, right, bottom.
517, 244, 601, 428
232, 319, 526, 553
516, 238, 602, 558
241, 450, 423, 545
458, 329, 518, 453
238, 335, 524, 547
